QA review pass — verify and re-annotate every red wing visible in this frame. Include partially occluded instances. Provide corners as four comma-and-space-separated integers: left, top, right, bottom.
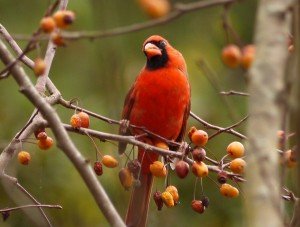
118, 84, 136, 154
175, 99, 191, 143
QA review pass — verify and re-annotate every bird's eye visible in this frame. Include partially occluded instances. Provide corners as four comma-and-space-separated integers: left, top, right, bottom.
160, 40, 167, 47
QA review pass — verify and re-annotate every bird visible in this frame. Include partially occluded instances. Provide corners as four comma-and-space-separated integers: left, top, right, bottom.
119, 35, 191, 227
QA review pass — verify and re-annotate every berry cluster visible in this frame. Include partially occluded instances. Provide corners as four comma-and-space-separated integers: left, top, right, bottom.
221, 44, 255, 69
17, 129, 54, 166
33, 10, 76, 77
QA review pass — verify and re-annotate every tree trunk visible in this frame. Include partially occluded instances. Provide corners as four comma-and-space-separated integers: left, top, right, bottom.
245, 0, 292, 226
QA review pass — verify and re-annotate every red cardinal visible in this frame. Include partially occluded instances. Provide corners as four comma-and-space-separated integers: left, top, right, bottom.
119, 35, 190, 227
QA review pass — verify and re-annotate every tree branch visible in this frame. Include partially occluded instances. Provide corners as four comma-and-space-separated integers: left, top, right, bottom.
190, 111, 247, 139
12, 0, 238, 41
0, 40, 125, 227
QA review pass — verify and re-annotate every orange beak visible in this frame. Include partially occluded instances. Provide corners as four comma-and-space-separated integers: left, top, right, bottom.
143, 43, 162, 58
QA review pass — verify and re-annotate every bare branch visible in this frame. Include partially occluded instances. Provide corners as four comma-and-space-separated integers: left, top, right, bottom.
208, 115, 248, 140
0, 40, 125, 227
1, 171, 52, 226
190, 111, 247, 139
62, 123, 244, 182
12, 0, 238, 41
0, 204, 62, 213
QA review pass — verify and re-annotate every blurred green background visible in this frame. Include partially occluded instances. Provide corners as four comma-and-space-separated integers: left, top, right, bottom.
0, 0, 258, 226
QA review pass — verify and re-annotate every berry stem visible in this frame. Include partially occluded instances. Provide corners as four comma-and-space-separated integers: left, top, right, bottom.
84, 131, 103, 159
193, 177, 198, 200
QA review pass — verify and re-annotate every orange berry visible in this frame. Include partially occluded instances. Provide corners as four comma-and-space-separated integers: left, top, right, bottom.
138, 0, 170, 18
191, 200, 205, 214
18, 151, 31, 165
191, 130, 208, 146
141, 137, 153, 146
175, 160, 189, 179
101, 155, 118, 168
166, 185, 179, 204
288, 45, 294, 52
241, 44, 255, 69
153, 191, 163, 210
188, 126, 197, 140
221, 44, 242, 68
227, 141, 245, 158
93, 161, 103, 176
77, 112, 90, 128
40, 17, 56, 33
37, 131, 48, 141
150, 161, 167, 177
282, 149, 297, 168
277, 130, 285, 148
161, 191, 174, 207
277, 130, 285, 139
38, 136, 54, 150
33, 58, 46, 76
192, 161, 209, 178
51, 32, 65, 46
53, 10, 75, 28
220, 183, 239, 198
34, 128, 45, 139
229, 158, 246, 174
155, 141, 169, 150
70, 114, 81, 128
119, 168, 133, 190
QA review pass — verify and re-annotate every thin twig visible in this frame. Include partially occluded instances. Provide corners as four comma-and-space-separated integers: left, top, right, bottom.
198, 59, 239, 122
0, 204, 62, 213
208, 115, 248, 140
221, 3, 243, 47
190, 111, 247, 139
220, 90, 250, 96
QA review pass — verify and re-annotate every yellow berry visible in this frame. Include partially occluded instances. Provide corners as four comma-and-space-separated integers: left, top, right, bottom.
229, 158, 246, 174
192, 161, 209, 178
227, 141, 245, 158
166, 185, 179, 204
18, 151, 31, 165
161, 191, 174, 207
150, 161, 167, 177
220, 183, 239, 198
155, 141, 169, 150
40, 17, 56, 33
102, 155, 118, 168
191, 130, 208, 146
119, 168, 133, 190
33, 58, 46, 76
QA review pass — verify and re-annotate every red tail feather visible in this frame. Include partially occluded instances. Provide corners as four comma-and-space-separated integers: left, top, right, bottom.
126, 172, 153, 227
